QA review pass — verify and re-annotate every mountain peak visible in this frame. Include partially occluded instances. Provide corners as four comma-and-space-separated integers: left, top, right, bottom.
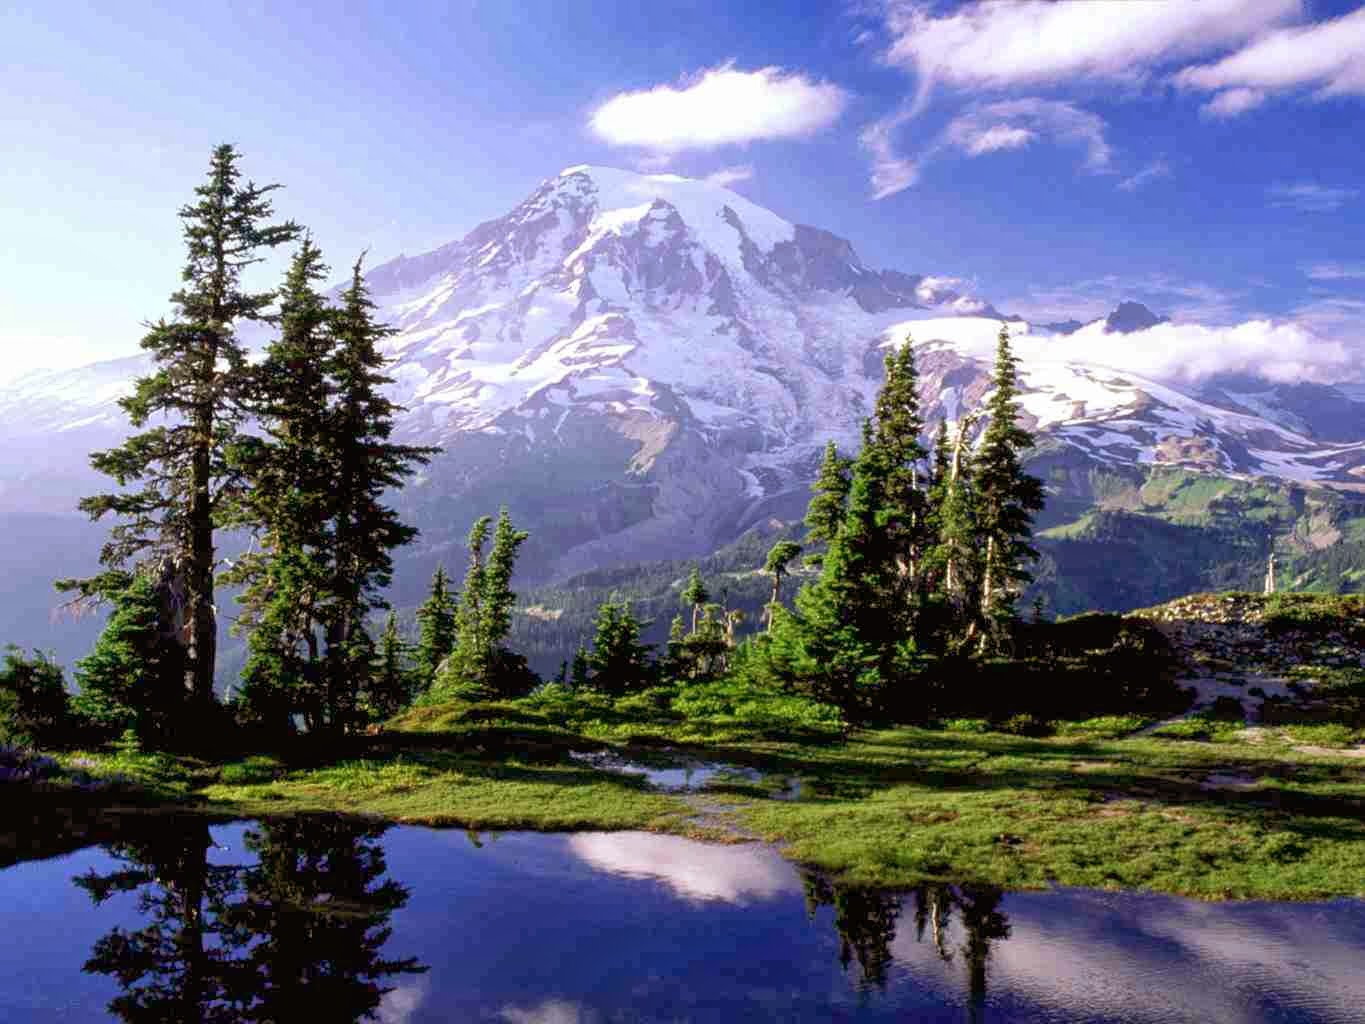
1104, 301, 1167, 334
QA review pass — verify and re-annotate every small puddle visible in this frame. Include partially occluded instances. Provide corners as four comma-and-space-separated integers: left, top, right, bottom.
569, 750, 762, 791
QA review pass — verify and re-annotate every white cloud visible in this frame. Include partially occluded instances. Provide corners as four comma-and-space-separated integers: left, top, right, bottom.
1176, 7, 1365, 102
1304, 263, 1365, 282
1199, 87, 1268, 118
1118, 158, 1172, 192
859, 108, 921, 199
1004, 273, 1248, 326
879, 0, 1297, 98
944, 99, 1112, 170
702, 164, 754, 189
1268, 182, 1359, 212
865, 98, 1111, 197
589, 64, 848, 152
955, 123, 1036, 156
377, 979, 429, 1024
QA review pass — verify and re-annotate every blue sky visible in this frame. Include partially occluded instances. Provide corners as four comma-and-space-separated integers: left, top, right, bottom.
3, 0, 1363, 380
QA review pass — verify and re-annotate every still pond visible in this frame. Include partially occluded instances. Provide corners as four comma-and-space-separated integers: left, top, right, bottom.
2, 817, 1363, 1022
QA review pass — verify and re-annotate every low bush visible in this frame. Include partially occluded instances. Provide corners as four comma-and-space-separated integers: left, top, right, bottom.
0, 647, 74, 748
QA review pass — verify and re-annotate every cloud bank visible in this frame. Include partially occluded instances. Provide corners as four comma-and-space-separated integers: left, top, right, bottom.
589, 64, 848, 152
900, 315, 1359, 386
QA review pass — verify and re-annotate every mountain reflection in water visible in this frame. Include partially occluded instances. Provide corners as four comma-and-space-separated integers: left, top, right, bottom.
0, 819, 1363, 1022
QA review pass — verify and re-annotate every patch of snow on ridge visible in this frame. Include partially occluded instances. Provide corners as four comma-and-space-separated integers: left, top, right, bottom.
556, 165, 795, 271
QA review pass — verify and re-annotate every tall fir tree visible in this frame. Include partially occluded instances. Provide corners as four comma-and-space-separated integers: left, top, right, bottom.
318, 257, 438, 730
973, 326, 1045, 646
225, 237, 335, 731
804, 441, 852, 557
865, 341, 930, 630
60, 145, 300, 722
414, 566, 456, 688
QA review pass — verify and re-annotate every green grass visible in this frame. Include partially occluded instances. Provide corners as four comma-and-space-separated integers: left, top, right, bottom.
12, 682, 1365, 900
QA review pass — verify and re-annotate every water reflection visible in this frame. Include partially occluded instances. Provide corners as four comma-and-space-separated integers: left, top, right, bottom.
74, 817, 425, 1023
1, 822, 1363, 1021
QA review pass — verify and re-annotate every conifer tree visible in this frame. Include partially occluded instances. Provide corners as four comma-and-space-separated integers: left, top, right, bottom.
570, 645, 591, 689
224, 237, 334, 729
414, 566, 456, 687
681, 567, 709, 634
582, 599, 654, 694
366, 611, 413, 721
60, 145, 300, 721
436, 509, 530, 698
804, 441, 852, 555
763, 540, 803, 631
973, 326, 1045, 646
73, 574, 185, 745
320, 257, 437, 729
865, 341, 931, 626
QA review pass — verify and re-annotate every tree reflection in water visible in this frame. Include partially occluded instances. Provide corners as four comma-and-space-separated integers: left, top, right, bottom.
75, 816, 426, 1023
804, 871, 1010, 1011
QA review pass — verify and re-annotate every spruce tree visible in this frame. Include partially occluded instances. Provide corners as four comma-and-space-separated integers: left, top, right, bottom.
320, 257, 437, 729
435, 509, 530, 698
681, 567, 709, 634
973, 326, 1045, 646
868, 341, 930, 614
414, 566, 456, 687
570, 645, 591, 689
366, 611, 413, 721
224, 237, 335, 730
60, 145, 300, 721
585, 599, 653, 695
804, 441, 852, 556
73, 574, 185, 745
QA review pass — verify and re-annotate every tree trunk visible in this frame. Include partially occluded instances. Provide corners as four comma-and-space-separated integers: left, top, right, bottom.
187, 345, 217, 713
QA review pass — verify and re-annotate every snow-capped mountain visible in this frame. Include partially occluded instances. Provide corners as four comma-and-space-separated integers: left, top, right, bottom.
3, 165, 1364, 583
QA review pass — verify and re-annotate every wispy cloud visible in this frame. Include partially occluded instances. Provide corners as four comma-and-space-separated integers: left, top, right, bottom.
859, 107, 921, 199
944, 99, 1112, 170
1268, 182, 1359, 212
1118, 158, 1172, 192
589, 64, 848, 153
1176, 7, 1365, 111
863, 98, 1111, 198
1303, 262, 1365, 282
702, 164, 754, 189
1199, 87, 1268, 118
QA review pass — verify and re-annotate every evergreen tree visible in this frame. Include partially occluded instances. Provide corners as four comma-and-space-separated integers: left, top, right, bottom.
366, 612, 413, 722
319, 258, 437, 730
73, 574, 185, 745
414, 566, 456, 688
436, 509, 531, 698
570, 645, 591, 689
0, 646, 71, 748
787, 449, 900, 712
681, 566, 709, 634
973, 326, 1046, 646
763, 540, 803, 631
804, 441, 852, 555
60, 145, 300, 722
225, 237, 335, 732
585, 599, 654, 695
